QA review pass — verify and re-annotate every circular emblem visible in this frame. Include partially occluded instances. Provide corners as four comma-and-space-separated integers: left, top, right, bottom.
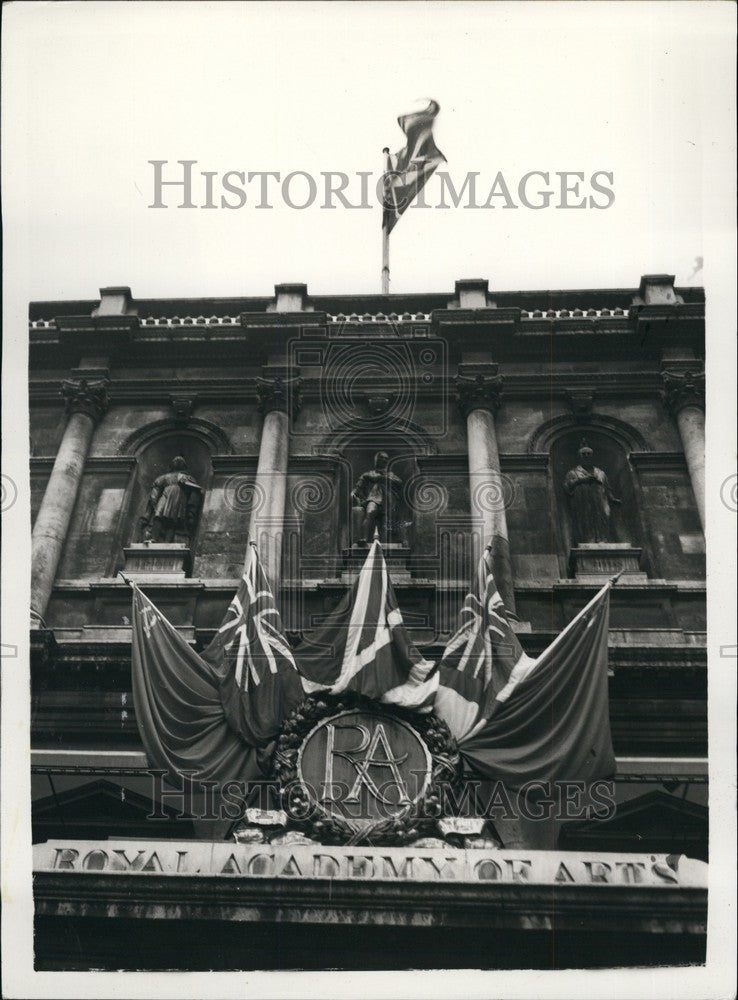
297, 709, 432, 827
274, 693, 461, 846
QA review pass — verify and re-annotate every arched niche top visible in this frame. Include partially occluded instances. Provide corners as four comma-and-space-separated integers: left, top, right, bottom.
528, 414, 648, 456
314, 418, 438, 459
119, 417, 233, 457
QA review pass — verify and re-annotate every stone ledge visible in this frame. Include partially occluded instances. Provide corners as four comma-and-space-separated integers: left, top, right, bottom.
29, 748, 709, 779
33, 870, 707, 935
52, 577, 707, 591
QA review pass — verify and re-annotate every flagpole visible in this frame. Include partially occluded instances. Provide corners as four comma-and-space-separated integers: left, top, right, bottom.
381, 147, 391, 294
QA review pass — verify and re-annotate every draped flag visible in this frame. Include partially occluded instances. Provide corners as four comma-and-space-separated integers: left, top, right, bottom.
296, 540, 439, 711
433, 546, 537, 742
457, 579, 616, 788
131, 583, 262, 787
201, 541, 305, 748
383, 99, 446, 235
132, 535, 614, 805
132, 541, 302, 794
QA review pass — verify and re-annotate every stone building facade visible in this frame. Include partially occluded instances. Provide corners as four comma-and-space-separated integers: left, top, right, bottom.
29, 276, 707, 969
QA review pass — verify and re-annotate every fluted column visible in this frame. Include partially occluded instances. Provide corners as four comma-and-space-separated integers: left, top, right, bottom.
662, 369, 706, 531
250, 373, 301, 590
31, 376, 109, 626
455, 364, 516, 615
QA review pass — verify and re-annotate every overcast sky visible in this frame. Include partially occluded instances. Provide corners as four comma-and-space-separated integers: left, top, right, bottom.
3, 1, 735, 301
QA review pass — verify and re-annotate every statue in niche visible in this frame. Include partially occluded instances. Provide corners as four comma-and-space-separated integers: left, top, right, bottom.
140, 456, 203, 544
563, 440, 622, 544
351, 451, 409, 547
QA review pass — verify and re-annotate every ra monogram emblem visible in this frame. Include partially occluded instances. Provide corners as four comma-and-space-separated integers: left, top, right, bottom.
297, 709, 432, 829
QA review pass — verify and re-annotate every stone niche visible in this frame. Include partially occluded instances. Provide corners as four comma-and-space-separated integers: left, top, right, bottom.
550, 430, 649, 581
117, 431, 214, 580
337, 436, 420, 579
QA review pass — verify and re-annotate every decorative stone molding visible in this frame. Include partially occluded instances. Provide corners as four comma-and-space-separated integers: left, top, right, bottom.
121, 417, 232, 457
256, 374, 302, 417
366, 395, 391, 417
565, 389, 595, 423
169, 393, 198, 425
92, 286, 136, 317
661, 370, 705, 416
60, 377, 109, 422
455, 364, 504, 417
528, 413, 648, 455
632, 275, 683, 307
453, 278, 494, 310
273, 282, 309, 313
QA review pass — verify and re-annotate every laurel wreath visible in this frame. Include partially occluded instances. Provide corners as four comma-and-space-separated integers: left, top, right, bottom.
272, 692, 462, 846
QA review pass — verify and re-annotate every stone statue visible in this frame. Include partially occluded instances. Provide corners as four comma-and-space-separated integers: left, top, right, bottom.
351, 451, 408, 547
140, 456, 203, 544
563, 441, 622, 544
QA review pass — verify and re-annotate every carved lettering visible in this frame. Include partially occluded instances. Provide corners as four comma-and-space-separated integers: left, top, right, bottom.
554, 862, 575, 883
425, 856, 459, 880
34, 841, 706, 889
280, 855, 303, 877
247, 853, 274, 876
141, 851, 164, 872
616, 862, 646, 884
82, 849, 109, 871
505, 858, 532, 882
53, 848, 79, 870
345, 855, 375, 878
651, 859, 679, 885
112, 849, 146, 871
474, 858, 503, 880
313, 853, 340, 877
584, 861, 612, 884
381, 855, 414, 879
221, 853, 243, 874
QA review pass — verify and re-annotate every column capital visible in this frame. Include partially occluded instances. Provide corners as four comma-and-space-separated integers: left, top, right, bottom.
256, 372, 302, 417
455, 364, 504, 417
61, 376, 110, 422
661, 369, 705, 417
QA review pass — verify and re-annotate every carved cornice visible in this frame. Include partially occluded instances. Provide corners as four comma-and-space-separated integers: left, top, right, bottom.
455, 365, 504, 418
26, 371, 685, 406
31, 456, 136, 475
661, 370, 705, 417
60, 377, 109, 423
256, 375, 302, 417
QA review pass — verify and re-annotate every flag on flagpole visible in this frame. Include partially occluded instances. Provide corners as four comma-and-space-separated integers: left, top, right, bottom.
382, 99, 446, 235
131, 583, 262, 787
433, 546, 537, 742
296, 540, 439, 711
201, 541, 305, 747
457, 580, 617, 788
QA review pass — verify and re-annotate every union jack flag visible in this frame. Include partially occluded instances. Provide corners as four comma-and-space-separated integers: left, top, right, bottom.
433, 546, 537, 741
383, 99, 446, 235
202, 542, 304, 747
296, 540, 439, 711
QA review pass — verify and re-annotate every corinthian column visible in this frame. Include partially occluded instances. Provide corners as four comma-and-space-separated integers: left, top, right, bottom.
455, 364, 516, 615
31, 376, 109, 626
250, 372, 301, 590
662, 369, 706, 531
